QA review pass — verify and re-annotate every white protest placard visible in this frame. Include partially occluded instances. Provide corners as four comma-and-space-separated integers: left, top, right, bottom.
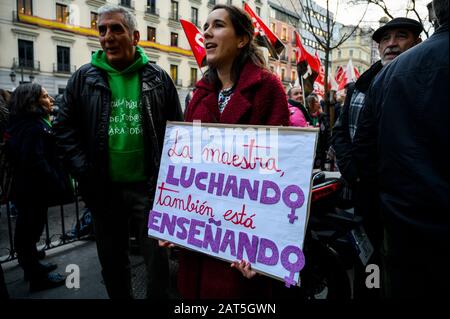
148, 121, 318, 286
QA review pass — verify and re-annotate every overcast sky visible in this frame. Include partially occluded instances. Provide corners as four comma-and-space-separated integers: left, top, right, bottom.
314, 0, 431, 28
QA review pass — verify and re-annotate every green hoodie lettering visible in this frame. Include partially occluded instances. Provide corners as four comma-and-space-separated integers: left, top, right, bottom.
91, 46, 149, 182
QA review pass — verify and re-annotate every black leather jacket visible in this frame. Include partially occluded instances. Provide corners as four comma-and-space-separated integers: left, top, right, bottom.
54, 62, 183, 203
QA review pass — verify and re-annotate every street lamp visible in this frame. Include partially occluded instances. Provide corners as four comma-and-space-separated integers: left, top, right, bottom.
9, 70, 16, 82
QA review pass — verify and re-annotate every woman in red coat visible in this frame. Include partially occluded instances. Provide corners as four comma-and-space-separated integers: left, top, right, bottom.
176, 4, 289, 299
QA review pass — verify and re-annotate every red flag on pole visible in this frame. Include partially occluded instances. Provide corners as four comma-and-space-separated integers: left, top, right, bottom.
294, 31, 319, 95
180, 19, 207, 69
244, 3, 285, 59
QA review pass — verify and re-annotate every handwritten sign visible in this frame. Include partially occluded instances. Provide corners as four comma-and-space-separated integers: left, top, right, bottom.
148, 121, 318, 286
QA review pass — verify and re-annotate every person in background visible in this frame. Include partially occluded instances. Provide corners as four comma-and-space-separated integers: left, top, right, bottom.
54, 4, 183, 299
5, 83, 71, 292
305, 93, 330, 170
359, 0, 448, 298
287, 85, 311, 127
178, 4, 289, 299
331, 18, 424, 299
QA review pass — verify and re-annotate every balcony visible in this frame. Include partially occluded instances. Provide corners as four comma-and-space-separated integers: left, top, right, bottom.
255, 0, 262, 4
207, 0, 216, 8
13, 58, 40, 72
168, 12, 181, 29
119, 0, 134, 9
145, 6, 159, 16
169, 12, 179, 22
175, 79, 183, 87
53, 63, 76, 74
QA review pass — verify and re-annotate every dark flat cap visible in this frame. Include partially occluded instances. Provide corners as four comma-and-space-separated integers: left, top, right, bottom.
372, 17, 423, 43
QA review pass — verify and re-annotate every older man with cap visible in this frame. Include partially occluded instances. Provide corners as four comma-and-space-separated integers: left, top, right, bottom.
331, 17, 423, 299
359, 0, 448, 299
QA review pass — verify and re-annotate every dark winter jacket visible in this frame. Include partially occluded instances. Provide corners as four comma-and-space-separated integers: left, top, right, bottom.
332, 61, 383, 184
54, 62, 183, 206
6, 115, 73, 206
359, 23, 448, 244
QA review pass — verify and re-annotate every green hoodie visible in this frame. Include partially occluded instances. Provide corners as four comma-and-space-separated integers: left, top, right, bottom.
91, 46, 149, 182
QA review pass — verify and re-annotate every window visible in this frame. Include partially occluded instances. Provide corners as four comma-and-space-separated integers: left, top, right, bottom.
227, 0, 232, 5
338, 50, 341, 59
190, 68, 198, 86
18, 39, 34, 68
281, 68, 286, 81
270, 66, 275, 73
281, 27, 287, 41
170, 64, 178, 83
56, 3, 69, 23
147, 0, 156, 14
349, 49, 353, 57
270, 23, 276, 33
90, 12, 98, 29
170, 1, 178, 21
291, 70, 296, 82
170, 32, 178, 47
18, 0, 32, 15
57, 46, 70, 72
191, 7, 198, 26
256, 7, 261, 16
148, 27, 156, 42
120, 0, 131, 7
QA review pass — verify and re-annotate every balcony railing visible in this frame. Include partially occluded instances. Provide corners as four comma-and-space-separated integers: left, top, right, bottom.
170, 12, 179, 21
13, 58, 40, 72
207, 0, 216, 7
175, 79, 183, 87
146, 6, 159, 16
119, 0, 134, 9
53, 63, 76, 74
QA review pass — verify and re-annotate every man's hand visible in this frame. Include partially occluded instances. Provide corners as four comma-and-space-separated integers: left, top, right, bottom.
230, 260, 257, 279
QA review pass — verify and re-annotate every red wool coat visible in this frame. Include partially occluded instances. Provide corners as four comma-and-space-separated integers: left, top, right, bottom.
179, 61, 289, 299
185, 61, 289, 126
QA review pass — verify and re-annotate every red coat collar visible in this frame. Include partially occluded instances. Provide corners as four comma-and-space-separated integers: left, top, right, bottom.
192, 62, 266, 124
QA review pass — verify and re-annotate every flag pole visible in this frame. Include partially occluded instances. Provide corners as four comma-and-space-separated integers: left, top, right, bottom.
300, 74, 306, 106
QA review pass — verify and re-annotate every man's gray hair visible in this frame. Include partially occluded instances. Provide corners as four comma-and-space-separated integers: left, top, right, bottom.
98, 4, 137, 33
305, 93, 319, 109
433, 0, 449, 26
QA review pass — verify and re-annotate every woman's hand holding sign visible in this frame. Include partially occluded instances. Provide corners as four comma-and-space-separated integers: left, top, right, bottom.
231, 260, 257, 279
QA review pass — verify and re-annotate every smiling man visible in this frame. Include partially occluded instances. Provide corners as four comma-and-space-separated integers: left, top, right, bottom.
54, 4, 183, 299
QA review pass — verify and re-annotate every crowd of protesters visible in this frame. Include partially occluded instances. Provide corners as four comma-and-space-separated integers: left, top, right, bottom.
0, 0, 448, 300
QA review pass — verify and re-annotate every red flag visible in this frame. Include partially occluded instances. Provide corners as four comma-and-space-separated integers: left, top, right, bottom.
244, 3, 285, 59
338, 59, 358, 91
313, 51, 325, 98
180, 19, 207, 69
353, 67, 360, 79
294, 31, 320, 95
335, 66, 344, 83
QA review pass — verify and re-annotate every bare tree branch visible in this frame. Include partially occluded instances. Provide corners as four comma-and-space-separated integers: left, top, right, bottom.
349, 0, 394, 19
406, 0, 430, 37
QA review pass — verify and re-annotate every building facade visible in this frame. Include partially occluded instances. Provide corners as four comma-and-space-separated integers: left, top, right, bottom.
0, 0, 269, 105
267, 0, 333, 90
331, 25, 374, 75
